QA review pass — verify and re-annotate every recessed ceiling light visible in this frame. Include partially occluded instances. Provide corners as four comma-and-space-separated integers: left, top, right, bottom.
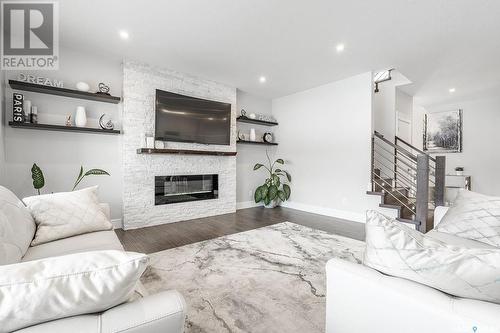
449, 88, 456, 93
336, 43, 345, 53
119, 30, 129, 40
259, 76, 266, 83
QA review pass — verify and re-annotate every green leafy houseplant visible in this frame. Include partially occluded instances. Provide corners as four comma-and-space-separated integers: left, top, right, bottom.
30, 163, 110, 194
31, 163, 45, 195
72, 166, 110, 191
254, 151, 291, 207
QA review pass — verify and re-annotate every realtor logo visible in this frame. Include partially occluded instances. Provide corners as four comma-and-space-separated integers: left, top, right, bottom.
1, 1, 59, 70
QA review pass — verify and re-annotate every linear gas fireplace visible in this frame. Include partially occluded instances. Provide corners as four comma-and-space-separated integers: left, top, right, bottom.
155, 174, 218, 205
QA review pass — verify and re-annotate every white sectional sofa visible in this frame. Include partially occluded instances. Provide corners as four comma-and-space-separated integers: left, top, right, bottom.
325, 206, 500, 333
0, 187, 186, 333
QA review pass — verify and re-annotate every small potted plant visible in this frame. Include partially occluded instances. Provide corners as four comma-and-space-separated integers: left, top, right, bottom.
455, 167, 464, 176
31, 163, 110, 194
253, 151, 291, 208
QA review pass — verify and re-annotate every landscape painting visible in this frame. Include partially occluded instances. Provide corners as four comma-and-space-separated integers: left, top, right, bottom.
424, 109, 462, 153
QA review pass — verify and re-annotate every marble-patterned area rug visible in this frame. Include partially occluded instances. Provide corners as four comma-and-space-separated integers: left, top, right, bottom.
141, 222, 365, 333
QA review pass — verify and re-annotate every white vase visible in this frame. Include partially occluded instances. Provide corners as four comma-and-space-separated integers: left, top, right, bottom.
75, 106, 87, 127
250, 128, 256, 141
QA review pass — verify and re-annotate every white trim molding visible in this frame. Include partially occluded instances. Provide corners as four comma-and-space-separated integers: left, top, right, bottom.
111, 218, 123, 229
280, 201, 365, 223
236, 201, 263, 210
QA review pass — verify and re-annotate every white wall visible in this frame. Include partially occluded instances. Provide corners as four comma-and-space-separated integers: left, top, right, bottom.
272, 72, 374, 222
2, 47, 123, 220
373, 71, 412, 140
235, 90, 274, 208
412, 97, 500, 196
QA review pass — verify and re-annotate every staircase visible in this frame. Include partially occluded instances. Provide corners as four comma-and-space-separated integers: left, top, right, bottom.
373, 69, 393, 93
367, 131, 446, 232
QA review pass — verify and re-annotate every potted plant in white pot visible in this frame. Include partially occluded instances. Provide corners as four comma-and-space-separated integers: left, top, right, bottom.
253, 152, 291, 208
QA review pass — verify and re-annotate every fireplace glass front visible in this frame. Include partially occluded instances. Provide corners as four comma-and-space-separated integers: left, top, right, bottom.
155, 174, 218, 205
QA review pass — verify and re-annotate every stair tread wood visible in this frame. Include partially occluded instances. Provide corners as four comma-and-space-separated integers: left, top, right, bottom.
379, 203, 401, 210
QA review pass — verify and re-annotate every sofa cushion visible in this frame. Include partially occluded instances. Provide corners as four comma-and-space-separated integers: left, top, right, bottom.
0, 186, 36, 265
22, 230, 124, 262
23, 186, 113, 246
435, 189, 500, 247
0, 250, 149, 332
364, 210, 500, 304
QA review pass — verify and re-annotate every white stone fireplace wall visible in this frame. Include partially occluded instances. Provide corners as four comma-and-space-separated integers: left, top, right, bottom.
122, 61, 237, 229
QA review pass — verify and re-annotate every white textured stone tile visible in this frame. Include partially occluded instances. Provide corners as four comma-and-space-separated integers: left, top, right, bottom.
122, 61, 237, 229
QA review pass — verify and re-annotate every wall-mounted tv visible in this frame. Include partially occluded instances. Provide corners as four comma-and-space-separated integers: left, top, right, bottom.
155, 89, 231, 145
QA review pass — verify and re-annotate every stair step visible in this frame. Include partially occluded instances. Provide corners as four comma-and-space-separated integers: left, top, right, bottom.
384, 195, 413, 206
379, 203, 401, 210
366, 191, 384, 196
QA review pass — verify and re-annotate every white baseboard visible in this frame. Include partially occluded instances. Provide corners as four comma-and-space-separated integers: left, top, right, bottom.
280, 201, 365, 223
236, 201, 263, 210
111, 218, 123, 229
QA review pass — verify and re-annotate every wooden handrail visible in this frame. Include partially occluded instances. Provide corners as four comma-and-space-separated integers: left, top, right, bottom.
373, 132, 417, 162
395, 136, 436, 163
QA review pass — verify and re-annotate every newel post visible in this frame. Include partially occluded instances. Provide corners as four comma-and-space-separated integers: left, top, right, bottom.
371, 136, 375, 191
416, 154, 429, 233
434, 156, 446, 207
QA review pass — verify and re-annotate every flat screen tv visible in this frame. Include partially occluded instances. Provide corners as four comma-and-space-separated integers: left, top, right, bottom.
155, 89, 231, 145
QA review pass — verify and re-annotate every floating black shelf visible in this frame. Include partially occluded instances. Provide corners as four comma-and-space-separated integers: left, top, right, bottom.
8, 121, 121, 135
237, 140, 278, 146
236, 116, 278, 126
9, 80, 121, 104
137, 148, 237, 156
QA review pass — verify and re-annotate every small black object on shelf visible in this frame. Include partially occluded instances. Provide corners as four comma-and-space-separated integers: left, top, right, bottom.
96, 82, 111, 96
8, 121, 121, 135
12, 92, 24, 122
263, 132, 274, 143
237, 140, 278, 146
9, 80, 120, 104
236, 116, 278, 126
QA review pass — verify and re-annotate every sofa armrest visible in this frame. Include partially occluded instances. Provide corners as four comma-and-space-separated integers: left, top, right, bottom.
434, 205, 449, 227
14, 290, 186, 333
325, 258, 500, 333
101, 290, 186, 333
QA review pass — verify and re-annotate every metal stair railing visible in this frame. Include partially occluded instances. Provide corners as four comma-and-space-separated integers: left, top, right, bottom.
371, 131, 446, 232
395, 136, 445, 207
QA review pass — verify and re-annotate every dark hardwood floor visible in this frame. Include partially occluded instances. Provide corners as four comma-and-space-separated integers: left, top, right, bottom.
115, 207, 365, 254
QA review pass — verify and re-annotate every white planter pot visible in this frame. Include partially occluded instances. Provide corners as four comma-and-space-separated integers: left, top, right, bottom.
75, 106, 87, 127
264, 198, 281, 208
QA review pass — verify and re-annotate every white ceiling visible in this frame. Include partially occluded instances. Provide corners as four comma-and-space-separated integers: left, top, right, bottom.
59, 0, 500, 105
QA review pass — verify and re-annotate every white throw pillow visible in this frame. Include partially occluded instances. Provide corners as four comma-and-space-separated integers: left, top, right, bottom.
426, 229, 496, 249
0, 250, 149, 332
0, 186, 36, 264
23, 186, 113, 246
364, 210, 500, 304
435, 190, 500, 247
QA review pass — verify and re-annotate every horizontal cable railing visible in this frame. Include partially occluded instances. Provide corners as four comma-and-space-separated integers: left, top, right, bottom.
371, 131, 446, 232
